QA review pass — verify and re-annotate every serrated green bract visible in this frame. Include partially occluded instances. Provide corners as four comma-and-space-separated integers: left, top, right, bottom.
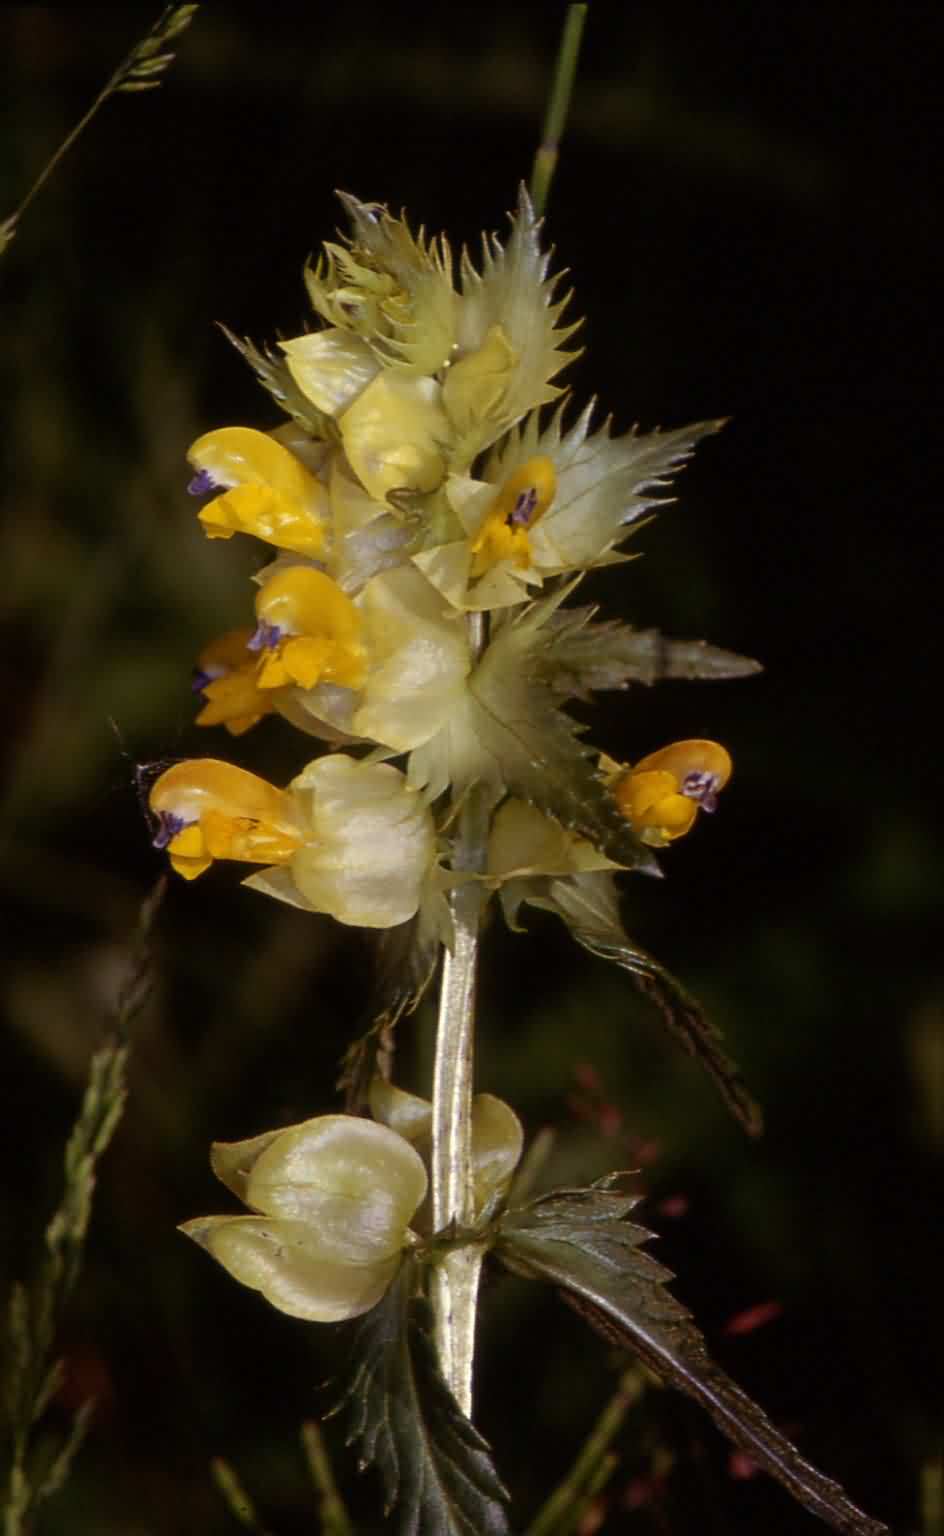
409, 591, 658, 871
536, 608, 763, 699
329, 1264, 511, 1536
219, 327, 331, 440
497, 1186, 889, 1536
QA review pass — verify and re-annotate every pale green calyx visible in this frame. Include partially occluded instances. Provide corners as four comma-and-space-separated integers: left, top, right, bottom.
368, 1079, 524, 1221
180, 1115, 428, 1322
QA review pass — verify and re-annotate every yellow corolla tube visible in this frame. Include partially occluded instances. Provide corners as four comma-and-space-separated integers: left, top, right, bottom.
149, 760, 304, 880
251, 567, 367, 692
612, 739, 732, 847
469, 455, 556, 576
187, 426, 328, 556
192, 627, 275, 735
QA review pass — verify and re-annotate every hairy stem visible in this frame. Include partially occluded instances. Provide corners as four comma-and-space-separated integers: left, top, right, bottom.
430, 615, 488, 1416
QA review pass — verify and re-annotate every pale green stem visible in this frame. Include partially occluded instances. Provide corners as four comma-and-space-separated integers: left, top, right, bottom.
430, 614, 488, 1416
529, 4, 589, 218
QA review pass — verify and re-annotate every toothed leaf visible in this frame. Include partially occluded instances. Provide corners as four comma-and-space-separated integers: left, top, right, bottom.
330, 1265, 511, 1535
498, 1188, 888, 1536
451, 186, 581, 460
491, 405, 725, 573
410, 592, 659, 871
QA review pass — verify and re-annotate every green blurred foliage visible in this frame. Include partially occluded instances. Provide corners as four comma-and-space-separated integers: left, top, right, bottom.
1, 4, 939, 1532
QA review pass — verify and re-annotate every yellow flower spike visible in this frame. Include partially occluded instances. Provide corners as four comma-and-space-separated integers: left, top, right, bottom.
187, 426, 328, 556
149, 759, 303, 880
193, 627, 275, 736
612, 739, 733, 847
251, 567, 367, 693
469, 455, 557, 576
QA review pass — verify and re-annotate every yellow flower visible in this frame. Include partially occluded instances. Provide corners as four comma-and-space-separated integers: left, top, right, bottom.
149, 759, 304, 880
192, 627, 275, 736
251, 567, 367, 692
187, 426, 328, 555
282, 565, 471, 756
468, 456, 557, 576
151, 755, 438, 929
180, 1115, 428, 1322
611, 740, 732, 847
414, 407, 725, 612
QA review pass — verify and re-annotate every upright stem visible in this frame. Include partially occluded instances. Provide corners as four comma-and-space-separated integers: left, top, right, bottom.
430, 614, 488, 1416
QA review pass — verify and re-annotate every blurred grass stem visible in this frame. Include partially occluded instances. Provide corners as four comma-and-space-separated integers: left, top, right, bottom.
529, 4, 589, 217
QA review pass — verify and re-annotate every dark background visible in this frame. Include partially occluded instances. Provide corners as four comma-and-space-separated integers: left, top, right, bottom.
1, 5, 940, 1533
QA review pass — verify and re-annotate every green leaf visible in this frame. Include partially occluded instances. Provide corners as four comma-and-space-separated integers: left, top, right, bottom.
507, 871, 761, 1135
537, 607, 762, 700
330, 1264, 511, 1536
498, 1186, 889, 1536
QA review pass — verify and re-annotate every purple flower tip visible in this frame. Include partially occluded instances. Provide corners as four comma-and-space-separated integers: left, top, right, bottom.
680, 770, 721, 813
152, 810, 189, 850
247, 620, 283, 653
187, 468, 218, 497
508, 486, 539, 528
